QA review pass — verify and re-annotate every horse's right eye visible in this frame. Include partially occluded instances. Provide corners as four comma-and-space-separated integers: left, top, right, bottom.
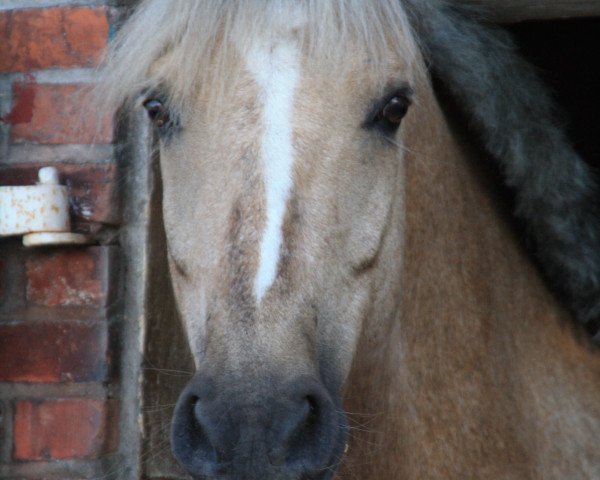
143, 98, 169, 128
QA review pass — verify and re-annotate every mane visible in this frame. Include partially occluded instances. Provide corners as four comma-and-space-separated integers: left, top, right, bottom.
405, 0, 600, 342
102, 0, 419, 113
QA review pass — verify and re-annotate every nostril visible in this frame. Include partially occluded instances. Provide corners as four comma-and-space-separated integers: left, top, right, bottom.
190, 397, 222, 463
283, 392, 335, 470
294, 395, 320, 441
289, 396, 315, 440
172, 392, 225, 476
306, 395, 319, 427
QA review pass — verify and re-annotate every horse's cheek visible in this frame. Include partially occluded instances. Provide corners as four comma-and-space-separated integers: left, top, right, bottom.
345, 167, 397, 270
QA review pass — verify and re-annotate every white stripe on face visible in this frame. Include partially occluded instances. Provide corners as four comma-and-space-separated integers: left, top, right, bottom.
246, 39, 300, 303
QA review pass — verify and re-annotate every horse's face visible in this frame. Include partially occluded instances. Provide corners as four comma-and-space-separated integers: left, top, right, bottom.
149, 21, 418, 480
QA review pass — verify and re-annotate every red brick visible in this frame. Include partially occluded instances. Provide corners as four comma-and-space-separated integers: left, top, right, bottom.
1, 77, 35, 125
0, 7, 109, 72
25, 247, 116, 308
6, 82, 112, 144
13, 399, 119, 460
0, 163, 120, 225
0, 322, 107, 383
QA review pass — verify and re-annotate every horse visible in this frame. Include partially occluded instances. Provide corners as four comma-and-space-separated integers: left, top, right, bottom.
103, 1, 600, 478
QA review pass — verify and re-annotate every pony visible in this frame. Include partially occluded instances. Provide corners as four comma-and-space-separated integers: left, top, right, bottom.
104, 1, 600, 478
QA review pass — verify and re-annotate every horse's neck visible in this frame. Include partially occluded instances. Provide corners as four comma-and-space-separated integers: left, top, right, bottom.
341, 86, 600, 479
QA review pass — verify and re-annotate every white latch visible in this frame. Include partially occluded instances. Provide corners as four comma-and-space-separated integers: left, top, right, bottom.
0, 166, 89, 247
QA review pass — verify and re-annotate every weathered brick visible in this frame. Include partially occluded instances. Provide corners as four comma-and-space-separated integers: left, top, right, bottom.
0, 7, 109, 72
7, 82, 112, 144
0, 163, 120, 225
25, 247, 116, 308
0, 322, 107, 383
13, 399, 119, 460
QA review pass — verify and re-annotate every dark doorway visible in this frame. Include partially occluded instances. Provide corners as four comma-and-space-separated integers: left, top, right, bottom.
509, 17, 600, 169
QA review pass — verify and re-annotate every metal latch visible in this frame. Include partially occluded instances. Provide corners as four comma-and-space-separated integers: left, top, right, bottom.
0, 166, 90, 247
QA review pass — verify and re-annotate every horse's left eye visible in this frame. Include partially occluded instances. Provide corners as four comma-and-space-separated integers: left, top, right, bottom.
381, 95, 411, 124
142, 98, 169, 128
367, 89, 413, 134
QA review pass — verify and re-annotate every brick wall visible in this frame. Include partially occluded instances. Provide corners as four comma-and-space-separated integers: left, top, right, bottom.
0, 2, 131, 479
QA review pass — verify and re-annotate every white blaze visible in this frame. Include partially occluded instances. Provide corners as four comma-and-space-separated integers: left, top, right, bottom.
246, 39, 300, 302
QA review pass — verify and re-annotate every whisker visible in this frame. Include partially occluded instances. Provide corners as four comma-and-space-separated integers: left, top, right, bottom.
142, 366, 194, 377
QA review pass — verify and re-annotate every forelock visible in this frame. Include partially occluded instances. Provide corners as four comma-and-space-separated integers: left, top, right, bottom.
101, 0, 420, 113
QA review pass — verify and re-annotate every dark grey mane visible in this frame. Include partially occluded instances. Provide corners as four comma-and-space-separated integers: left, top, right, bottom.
405, 0, 600, 343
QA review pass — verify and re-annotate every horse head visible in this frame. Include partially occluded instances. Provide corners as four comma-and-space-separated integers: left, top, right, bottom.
106, 2, 423, 478
103, 1, 600, 479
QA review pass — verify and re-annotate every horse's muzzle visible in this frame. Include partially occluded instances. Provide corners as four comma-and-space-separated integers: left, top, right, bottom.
171, 374, 347, 480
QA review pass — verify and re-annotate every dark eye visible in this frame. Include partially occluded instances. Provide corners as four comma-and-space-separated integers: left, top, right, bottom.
381, 95, 411, 124
142, 98, 169, 128
374, 94, 412, 129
